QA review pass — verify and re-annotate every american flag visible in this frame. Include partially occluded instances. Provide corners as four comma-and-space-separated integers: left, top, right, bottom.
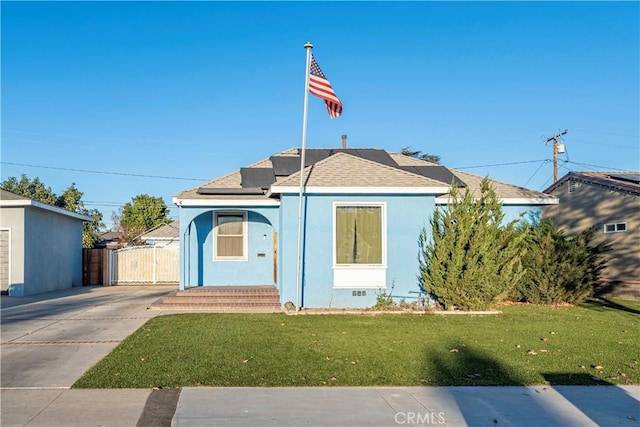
309, 54, 343, 119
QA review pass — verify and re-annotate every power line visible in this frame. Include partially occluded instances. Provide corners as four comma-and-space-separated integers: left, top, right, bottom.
83, 201, 180, 211
453, 159, 548, 170
570, 128, 640, 139
5, 158, 555, 181
522, 160, 551, 188
563, 160, 629, 171
572, 140, 638, 150
1, 161, 208, 181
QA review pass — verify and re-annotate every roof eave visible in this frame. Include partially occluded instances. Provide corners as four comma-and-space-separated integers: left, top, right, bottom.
269, 186, 451, 195
173, 196, 280, 207
545, 172, 640, 196
0, 199, 94, 221
435, 196, 559, 205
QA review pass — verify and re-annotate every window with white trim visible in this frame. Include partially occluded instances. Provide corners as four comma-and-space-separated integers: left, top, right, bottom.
604, 222, 627, 233
214, 212, 247, 260
335, 205, 384, 265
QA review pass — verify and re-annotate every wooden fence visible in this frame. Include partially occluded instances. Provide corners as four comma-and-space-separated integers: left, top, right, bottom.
83, 248, 110, 285
110, 245, 179, 284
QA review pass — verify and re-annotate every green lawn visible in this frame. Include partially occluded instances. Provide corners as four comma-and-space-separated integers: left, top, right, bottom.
73, 298, 640, 388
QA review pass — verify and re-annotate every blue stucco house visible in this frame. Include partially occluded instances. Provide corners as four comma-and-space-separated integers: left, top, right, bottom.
173, 148, 557, 309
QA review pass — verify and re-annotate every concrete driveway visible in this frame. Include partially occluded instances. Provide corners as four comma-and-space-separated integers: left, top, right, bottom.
1, 285, 174, 427
1, 284, 173, 388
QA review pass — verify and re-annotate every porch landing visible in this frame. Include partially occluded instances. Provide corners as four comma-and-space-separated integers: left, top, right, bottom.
149, 286, 282, 312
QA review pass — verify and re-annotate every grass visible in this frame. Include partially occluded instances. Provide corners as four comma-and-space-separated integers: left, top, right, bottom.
73, 298, 640, 388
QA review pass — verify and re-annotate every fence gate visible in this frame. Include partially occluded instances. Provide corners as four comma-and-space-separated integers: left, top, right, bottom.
110, 245, 179, 284
83, 248, 110, 285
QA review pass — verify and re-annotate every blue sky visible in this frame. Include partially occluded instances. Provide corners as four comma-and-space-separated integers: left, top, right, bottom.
2, 1, 638, 228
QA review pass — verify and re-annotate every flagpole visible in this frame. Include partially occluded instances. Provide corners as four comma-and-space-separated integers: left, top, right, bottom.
295, 42, 313, 312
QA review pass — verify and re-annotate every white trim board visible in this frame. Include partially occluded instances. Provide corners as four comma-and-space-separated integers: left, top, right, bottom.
435, 196, 559, 205
173, 197, 280, 207
270, 186, 450, 195
0, 200, 93, 221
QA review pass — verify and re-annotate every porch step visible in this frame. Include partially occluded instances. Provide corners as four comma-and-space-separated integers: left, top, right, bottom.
160, 296, 281, 304
150, 286, 282, 312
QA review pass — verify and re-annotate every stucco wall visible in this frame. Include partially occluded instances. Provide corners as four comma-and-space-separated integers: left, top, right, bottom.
543, 180, 639, 283
0, 206, 84, 296
22, 207, 84, 296
179, 206, 279, 288
279, 193, 435, 309
177, 198, 546, 308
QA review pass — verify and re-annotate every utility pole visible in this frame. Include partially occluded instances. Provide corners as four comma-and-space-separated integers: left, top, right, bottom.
546, 129, 568, 183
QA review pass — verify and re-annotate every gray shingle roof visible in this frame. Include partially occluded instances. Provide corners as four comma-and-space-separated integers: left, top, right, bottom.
1, 189, 31, 201
174, 148, 556, 203
0, 189, 94, 221
141, 221, 180, 240
449, 169, 558, 202
544, 171, 640, 196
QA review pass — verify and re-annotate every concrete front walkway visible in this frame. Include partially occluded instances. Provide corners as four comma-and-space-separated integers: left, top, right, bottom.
1, 285, 638, 426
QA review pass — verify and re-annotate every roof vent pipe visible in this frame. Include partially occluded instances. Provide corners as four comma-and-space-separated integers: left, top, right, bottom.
341, 134, 347, 149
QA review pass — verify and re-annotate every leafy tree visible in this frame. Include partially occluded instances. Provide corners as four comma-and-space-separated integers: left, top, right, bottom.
115, 194, 171, 244
515, 219, 610, 304
401, 147, 441, 164
419, 178, 526, 310
81, 209, 104, 248
58, 183, 104, 248
1, 175, 104, 248
1, 174, 58, 205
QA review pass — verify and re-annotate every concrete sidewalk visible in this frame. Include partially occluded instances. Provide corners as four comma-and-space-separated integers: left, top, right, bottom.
173, 386, 640, 427
1, 385, 638, 426
2, 286, 639, 426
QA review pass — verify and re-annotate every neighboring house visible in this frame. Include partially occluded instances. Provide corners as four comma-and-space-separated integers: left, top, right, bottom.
543, 171, 640, 297
173, 148, 558, 309
141, 220, 180, 249
0, 189, 92, 296
107, 221, 180, 285
94, 230, 124, 249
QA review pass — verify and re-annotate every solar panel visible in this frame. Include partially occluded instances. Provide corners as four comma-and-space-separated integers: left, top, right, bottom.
197, 187, 265, 195
240, 168, 276, 189
270, 156, 301, 176
302, 148, 398, 167
302, 149, 333, 165
344, 149, 397, 167
400, 166, 466, 187
610, 174, 640, 184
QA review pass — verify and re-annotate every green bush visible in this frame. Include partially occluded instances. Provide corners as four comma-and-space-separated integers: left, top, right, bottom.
516, 219, 610, 304
419, 179, 526, 311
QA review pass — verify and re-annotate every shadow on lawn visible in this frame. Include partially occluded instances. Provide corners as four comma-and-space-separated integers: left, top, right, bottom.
424, 343, 527, 386
581, 297, 640, 316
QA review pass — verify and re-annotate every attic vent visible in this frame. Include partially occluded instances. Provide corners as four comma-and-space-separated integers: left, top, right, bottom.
568, 180, 576, 193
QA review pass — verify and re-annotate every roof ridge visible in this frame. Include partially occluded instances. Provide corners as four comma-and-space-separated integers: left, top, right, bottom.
276, 151, 451, 187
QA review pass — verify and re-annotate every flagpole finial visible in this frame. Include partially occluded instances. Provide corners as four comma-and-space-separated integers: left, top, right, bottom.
304, 42, 313, 50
